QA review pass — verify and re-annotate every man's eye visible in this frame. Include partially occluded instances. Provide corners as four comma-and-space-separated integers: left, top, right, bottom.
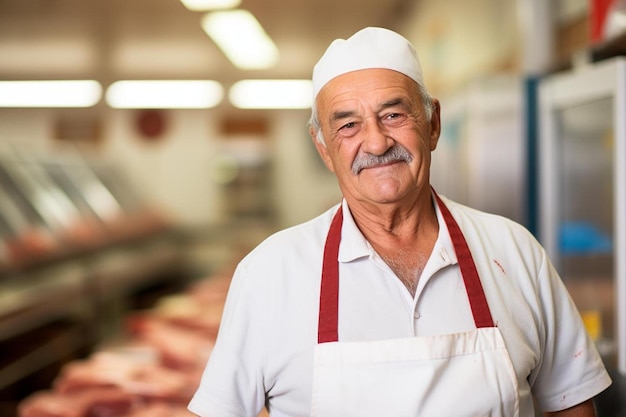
340, 122, 357, 130
383, 112, 407, 124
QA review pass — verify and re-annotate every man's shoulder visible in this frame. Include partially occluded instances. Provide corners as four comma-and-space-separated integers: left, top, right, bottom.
242, 203, 340, 263
439, 196, 539, 248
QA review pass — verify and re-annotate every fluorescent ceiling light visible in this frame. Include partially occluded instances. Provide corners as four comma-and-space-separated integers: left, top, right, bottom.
229, 80, 313, 109
201, 10, 279, 70
0, 80, 102, 108
180, 0, 240, 11
106, 80, 224, 109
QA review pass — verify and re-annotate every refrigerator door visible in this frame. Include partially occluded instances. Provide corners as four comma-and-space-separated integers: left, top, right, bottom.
539, 57, 626, 374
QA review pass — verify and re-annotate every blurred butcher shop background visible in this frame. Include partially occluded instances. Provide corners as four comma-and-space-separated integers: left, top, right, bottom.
1, 0, 626, 416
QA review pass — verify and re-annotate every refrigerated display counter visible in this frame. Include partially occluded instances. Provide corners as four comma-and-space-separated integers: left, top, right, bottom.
0, 146, 190, 413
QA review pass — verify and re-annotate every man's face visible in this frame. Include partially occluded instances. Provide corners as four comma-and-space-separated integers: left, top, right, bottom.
311, 68, 440, 206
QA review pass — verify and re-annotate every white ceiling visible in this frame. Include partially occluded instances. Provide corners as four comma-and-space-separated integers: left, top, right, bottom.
0, 0, 414, 92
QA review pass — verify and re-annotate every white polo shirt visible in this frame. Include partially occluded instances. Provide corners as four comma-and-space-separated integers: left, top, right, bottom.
188, 196, 611, 417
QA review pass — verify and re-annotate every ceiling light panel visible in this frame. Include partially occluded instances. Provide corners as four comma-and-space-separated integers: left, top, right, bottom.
0, 80, 102, 108
201, 10, 279, 70
229, 80, 313, 109
180, 0, 241, 11
106, 80, 224, 109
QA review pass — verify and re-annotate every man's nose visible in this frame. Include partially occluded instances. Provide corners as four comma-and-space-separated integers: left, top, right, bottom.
361, 119, 393, 156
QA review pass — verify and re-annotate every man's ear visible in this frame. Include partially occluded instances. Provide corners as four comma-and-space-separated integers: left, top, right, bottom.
309, 127, 335, 172
429, 99, 441, 151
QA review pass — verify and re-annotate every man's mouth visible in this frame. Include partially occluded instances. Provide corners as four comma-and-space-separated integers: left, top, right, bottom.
356, 160, 403, 174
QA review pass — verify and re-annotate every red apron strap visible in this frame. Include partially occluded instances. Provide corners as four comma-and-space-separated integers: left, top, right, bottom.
318, 207, 343, 343
433, 191, 495, 328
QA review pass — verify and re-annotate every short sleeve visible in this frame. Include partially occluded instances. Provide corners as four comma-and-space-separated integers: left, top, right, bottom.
188, 261, 267, 417
529, 253, 612, 412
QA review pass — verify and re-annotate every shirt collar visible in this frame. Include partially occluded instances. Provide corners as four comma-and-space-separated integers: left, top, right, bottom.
338, 199, 370, 262
431, 194, 458, 267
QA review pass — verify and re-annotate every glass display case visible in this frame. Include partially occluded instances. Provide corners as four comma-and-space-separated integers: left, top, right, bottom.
539, 57, 626, 373
0, 144, 186, 404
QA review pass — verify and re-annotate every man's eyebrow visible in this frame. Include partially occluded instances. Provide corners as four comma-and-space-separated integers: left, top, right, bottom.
330, 110, 356, 123
328, 97, 411, 123
378, 97, 411, 111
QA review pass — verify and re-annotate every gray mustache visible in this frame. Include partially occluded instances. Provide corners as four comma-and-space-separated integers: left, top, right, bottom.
352, 145, 413, 175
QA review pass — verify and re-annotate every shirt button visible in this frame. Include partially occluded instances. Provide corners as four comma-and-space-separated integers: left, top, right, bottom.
414, 311, 421, 319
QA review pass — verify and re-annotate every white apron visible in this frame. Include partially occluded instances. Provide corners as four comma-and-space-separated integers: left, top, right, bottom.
311, 192, 520, 417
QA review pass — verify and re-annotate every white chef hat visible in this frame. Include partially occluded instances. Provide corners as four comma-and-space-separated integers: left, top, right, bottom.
312, 27, 425, 99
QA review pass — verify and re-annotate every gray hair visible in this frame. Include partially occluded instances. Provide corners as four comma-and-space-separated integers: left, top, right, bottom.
308, 83, 434, 146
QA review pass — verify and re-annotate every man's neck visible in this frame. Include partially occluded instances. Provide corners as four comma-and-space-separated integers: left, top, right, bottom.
346, 192, 438, 242
344, 192, 440, 297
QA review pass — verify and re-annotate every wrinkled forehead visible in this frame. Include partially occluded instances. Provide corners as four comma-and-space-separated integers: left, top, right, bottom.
315, 68, 421, 117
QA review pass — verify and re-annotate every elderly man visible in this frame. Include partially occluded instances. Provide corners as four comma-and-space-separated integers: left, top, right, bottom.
188, 27, 611, 417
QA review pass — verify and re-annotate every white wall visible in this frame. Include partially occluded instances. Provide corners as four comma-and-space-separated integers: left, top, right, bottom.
0, 109, 59, 150
400, 0, 519, 94
100, 109, 222, 227
271, 111, 341, 228
99, 108, 342, 229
